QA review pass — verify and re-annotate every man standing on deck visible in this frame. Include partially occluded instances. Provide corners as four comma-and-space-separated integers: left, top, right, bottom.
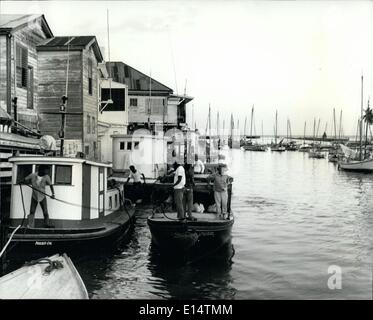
184, 163, 196, 221
172, 161, 186, 219
24, 165, 55, 228
194, 155, 205, 174
208, 164, 229, 219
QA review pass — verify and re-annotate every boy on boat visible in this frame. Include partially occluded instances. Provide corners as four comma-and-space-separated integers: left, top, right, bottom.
193, 155, 205, 174
208, 164, 229, 219
24, 165, 55, 228
125, 165, 145, 203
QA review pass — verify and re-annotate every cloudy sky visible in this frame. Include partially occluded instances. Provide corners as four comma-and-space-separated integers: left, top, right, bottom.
2, 0, 373, 136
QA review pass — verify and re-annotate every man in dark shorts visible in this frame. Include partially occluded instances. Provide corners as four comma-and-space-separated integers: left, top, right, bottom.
25, 165, 55, 228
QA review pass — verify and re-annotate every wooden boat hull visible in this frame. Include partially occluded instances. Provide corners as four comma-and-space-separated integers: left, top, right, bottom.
147, 213, 234, 255
0, 254, 88, 299
243, 145, 267, 152
4, 207, 136, 256
338, 158, 373, 172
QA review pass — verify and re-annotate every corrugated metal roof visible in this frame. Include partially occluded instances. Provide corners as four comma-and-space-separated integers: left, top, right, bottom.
42, 36, 96, 47
106, 62, 174, 93
38, 36, 103, 62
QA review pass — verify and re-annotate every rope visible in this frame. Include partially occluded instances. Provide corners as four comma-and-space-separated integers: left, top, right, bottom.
20, 183, 133, 214
0, 225, 21, 259
24, 258, 64, 275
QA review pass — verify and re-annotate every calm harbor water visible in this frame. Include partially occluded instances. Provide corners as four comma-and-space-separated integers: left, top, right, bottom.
76, 149, 372, 299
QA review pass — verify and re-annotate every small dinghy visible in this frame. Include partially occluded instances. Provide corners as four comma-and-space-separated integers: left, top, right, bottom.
0, 254, 88, 299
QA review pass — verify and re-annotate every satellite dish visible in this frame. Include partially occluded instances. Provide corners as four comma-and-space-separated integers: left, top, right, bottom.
39, 135, 57, 151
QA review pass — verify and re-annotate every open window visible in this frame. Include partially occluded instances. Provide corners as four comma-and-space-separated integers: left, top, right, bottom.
16, 164, 33, 184
55, 165, 72, 185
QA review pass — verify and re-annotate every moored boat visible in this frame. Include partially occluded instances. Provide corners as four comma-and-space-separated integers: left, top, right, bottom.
148, 171, 234, 255
0, 253, 88, 299
3, 156, 135, 255
338, 158, 373, 172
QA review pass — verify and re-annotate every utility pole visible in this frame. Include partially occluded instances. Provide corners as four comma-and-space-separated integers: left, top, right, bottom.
42, 96, 82, 157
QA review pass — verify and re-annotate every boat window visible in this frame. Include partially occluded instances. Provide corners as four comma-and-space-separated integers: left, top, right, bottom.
127, 142, 132, 150
109, 196, 112, 209
16, 164, 33, 184
120, 142, 125, 150
55, 165, 72, 185
115, 194, 118, 207
134, 142, 139, 149
35, 165, 52, 178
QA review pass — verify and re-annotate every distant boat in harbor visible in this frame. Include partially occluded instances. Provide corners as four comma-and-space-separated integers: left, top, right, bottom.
339, 76, 373, 172
270, 110, 286, 152
0, 254, 88, 299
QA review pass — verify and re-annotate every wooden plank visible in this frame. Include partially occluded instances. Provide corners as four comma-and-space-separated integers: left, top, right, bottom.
0, 162, 12, 168
0, 152, 12, 159
0, 171, 12, 177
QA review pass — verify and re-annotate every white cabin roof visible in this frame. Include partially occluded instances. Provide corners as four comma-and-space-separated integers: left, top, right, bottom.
111, 134, 170, 141
8, 156, 112, 168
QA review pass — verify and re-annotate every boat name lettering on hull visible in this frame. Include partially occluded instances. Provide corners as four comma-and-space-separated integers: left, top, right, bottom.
35, 241, 53, 246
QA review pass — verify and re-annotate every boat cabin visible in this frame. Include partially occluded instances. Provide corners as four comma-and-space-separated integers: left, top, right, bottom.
8, 156, 122, 228
111, 133, 168, 179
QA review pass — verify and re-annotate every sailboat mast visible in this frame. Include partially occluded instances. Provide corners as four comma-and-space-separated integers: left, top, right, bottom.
244, 116, 247, 138
261, 120, 264, 144
286, 119, 289, 141
316, 118, 320, 138
303, 121, 306, 144
360, 75, 363, 160
208, 104, 211, 139
338, 110, 342, 140
275, 110, 278, 145
250, 105, 254, 137
333, 108, 337, 139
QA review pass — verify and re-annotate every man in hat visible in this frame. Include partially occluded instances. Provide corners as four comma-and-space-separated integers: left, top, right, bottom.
208, 163, 229, 219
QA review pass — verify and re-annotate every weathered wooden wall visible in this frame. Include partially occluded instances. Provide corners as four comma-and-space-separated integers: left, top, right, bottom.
82, 46, 99, 160
10, 18, 50, 130
37, 51, 83, 140
0, 36, 7, 112
128, 96, 171, 124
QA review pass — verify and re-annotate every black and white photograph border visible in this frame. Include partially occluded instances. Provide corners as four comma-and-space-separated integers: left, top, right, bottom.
0, 0, 372, 304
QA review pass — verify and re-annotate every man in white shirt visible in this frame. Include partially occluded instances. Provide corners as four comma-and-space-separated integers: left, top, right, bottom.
126, 165, 145, 202
126, 165, 144, 184
172, 161, 186, 219
194, 155, 205, 174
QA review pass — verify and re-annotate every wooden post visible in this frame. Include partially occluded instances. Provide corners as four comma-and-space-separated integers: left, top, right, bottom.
59, 96, 68, 156
12, 97, 18, 129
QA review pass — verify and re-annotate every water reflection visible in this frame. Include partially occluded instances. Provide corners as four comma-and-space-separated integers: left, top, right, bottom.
147, 242, 236, 299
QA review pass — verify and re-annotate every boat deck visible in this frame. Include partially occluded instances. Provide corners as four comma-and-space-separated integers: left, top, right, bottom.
150, 212, 233, 223
0, 254, 88, 299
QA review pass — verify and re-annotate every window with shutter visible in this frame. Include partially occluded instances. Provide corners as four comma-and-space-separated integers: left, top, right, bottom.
16, 44, 28, 88
88, 59, 93, 95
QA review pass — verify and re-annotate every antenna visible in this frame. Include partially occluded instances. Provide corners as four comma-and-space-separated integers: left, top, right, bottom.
99, 10, 113, 113
167, 27, 178, 94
